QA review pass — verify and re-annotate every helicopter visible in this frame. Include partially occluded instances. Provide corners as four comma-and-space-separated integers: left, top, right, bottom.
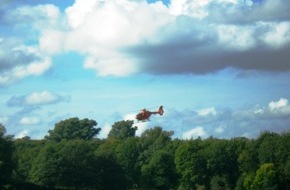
135, 105, 164, 122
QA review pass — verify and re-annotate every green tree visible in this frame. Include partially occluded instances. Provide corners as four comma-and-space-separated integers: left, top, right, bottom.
141, 150, 177, 190
138, 127, 174, 165
0, 123, 6, 135
256, 132, 280, 164
45, 117, 100, 141
238, 139, 259, 173
115, 137, 140, 189
204, 138, 239, 189
95, 138, 120, 160
28, 141, 62, 188
273, 132, 290, 189
57, 140, 100, 189
283, 157, 290, 190
29, 140, 101, 189
94, 155, 127, 190
252, 163, 278, 190
13, 139, 45, 183
175, 140, 208, 190
94, 138, 128, 189
108, 120, 137, 140
243, 172, 255, 190
0, 125, 14, 189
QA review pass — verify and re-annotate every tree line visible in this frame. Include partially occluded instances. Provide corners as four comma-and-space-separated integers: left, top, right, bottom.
0, 117, 290, 190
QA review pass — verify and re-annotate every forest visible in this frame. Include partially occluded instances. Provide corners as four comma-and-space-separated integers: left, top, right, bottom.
0, 117, 290, 190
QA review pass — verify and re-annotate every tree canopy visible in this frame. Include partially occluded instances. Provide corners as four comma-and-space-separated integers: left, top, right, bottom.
108, 120, 137, 140
1, 118, 289, 190
45, 117, 101, 141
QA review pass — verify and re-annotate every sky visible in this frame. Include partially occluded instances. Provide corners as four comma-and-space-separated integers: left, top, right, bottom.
0, 0, 290, 140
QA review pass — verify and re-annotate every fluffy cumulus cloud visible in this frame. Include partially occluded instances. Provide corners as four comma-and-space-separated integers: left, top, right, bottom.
0, 3, 58, 85
19, 116, 40, 125
61, 0, 290, 76
99, 123, 112, 139
7, 91, 70, 107
256, 98, 290, 117
15, 130, 29, 139
1, 0, 290, 79
132, 0, 290, 75
163, 98, 290, 139
182, 126, 208, 139
0, 39, 51, 85
62, 0, 172, 76
197, 107, 217, 117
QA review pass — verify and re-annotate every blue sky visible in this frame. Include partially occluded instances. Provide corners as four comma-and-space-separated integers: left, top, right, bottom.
1, 0, 290, 139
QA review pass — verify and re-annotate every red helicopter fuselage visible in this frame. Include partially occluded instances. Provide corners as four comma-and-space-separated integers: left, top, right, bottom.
136, 106, 164, 122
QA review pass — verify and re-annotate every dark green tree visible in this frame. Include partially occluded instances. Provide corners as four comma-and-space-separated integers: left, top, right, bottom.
115, 137, 141, 189
28, 141, 61, 188
95, 138, 119, 160
13, 139, 45, 183
238, 139, 259, 173
45, 117, 100, 141
93, 155, 127, 190
283, 157, 290, 190
29, 140, 101, 189
0, 123, 6, 135
108, 120, 137, 140
204, 138, 239, 189
138, 127, 174, 166
256, 132, 280, 164
94, 139, 128, 190
141, 150, 177, 190
0, 124, 14, 189
175, 140, 208, 190
273, 132, 290, 189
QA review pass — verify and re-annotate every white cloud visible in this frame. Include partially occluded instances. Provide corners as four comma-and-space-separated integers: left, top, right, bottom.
25, 91, 61, 106
182, 126, 208, 139
9, 4, 61, 29
169, 0, 211, 19
39, 30, 65, 54
217, 24, 255, 50
0, 4, 60, 85
4, 0, 290, 78
15, 130, 29, 139
0, 57, 51, 85
37, 0, 173, 76
135, 122, 149, 136
83, 55, 138, 77
7, 91, 70, 107
19, 117, 40, 125
0, 117, 8, 125
124, 113, 136, 121
215, 124, 225, 134
251, 98, 290, 118
99, 123, 111, 139
268, 98, 290, 115
197, 107, 217, 116
262, 22, 290, 48
0, 44, 52, 85
269, 98, 288, 111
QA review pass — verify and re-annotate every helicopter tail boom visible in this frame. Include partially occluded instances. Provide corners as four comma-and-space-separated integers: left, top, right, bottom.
151, 106, 164, 115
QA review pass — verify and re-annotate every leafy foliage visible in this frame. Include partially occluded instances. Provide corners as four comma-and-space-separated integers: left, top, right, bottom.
141, 150, 177, 190
108, 120, 137, 140
45, 117, 100, 141
1, 119, 289, 190
0, 126, 14, 189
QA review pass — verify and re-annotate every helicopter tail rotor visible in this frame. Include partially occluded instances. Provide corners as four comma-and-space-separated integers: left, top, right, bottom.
158, 105, 164, 115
